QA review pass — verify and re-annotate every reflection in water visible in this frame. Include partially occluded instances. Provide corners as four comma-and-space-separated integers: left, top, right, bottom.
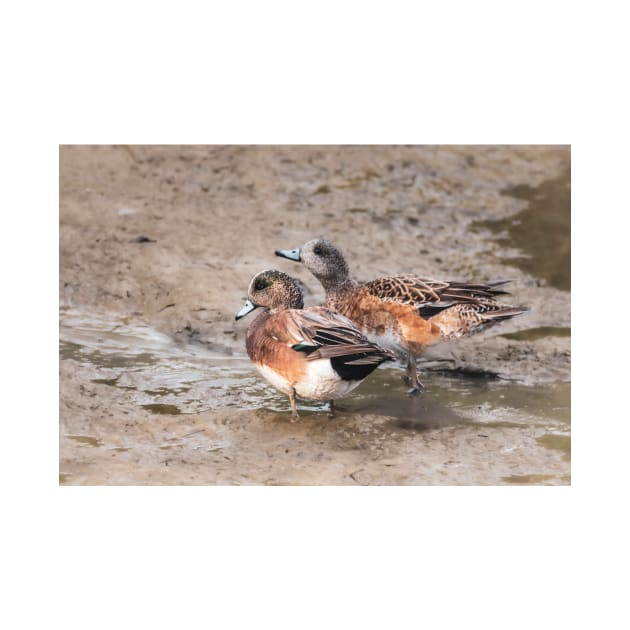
60, 340, 157, 369
59, 311, 571, 432
475, 165, 571, 290
60, 310, 571, 484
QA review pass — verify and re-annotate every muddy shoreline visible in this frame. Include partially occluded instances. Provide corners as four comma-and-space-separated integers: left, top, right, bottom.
60, 145, 570, 485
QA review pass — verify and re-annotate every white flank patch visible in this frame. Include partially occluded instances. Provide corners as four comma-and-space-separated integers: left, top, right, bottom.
256, 359, 368, 401
254, 363, 292, 395
364, 328, 406, 357
295, 360, 361, 400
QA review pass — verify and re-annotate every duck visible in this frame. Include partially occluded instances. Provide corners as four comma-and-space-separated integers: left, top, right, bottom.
235, 269, 394, 417
275, 239, 528, 394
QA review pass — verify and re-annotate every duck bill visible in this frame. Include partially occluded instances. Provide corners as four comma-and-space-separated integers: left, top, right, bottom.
235, 299, 257, 320
275, 247, 301, 262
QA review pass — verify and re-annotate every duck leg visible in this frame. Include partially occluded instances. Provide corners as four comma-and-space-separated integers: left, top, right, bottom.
402, 353, 413, 385
289, 388, 299, 419
403, 351, 415, 384
405, 351, 425, 396
328, 399, 335, 419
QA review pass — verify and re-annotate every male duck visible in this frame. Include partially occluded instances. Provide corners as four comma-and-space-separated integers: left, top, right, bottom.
276, 239, 528, 394
235, 269, 394, 417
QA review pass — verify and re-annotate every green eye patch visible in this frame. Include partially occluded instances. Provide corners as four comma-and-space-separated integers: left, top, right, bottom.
254, 278, 271, 291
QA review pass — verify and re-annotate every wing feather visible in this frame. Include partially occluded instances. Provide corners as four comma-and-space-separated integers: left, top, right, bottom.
363, 275, 513, 312
286, 307, 393, 364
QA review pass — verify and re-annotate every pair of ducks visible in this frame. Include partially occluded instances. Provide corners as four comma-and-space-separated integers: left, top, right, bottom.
235, 239, 527, 417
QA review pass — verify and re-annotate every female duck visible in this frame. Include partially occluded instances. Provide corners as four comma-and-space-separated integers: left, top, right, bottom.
235, 270, 393, 417
276, 239, 527, 394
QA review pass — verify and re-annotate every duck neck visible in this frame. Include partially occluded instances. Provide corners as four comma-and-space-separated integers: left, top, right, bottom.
322, 275, 358, 304
245, 309, 270, 356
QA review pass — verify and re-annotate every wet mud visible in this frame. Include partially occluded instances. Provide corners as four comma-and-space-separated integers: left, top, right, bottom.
60, 145, 570, 485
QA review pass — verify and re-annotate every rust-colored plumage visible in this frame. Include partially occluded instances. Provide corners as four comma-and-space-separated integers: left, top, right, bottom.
276, 239, 528, 393
236, 270, 393, 416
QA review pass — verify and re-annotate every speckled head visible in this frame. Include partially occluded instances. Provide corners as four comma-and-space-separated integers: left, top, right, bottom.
276, 238, 351, 290
235, 270, 304, 320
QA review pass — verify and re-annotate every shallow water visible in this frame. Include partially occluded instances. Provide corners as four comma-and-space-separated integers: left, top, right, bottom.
59, 310, 571, 468
474, 167, 571, 290
500, 326, 571, 341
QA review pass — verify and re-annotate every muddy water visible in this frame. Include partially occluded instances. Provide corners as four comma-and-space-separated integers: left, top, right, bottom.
60, 310, 570, 484
59, 312, 271, 415
59, 145, 570, 485
474, 168, 571, 290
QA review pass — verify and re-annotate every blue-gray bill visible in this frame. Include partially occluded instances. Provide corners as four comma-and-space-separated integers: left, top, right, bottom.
235, 299, 257, 320
275, 248, 301, 261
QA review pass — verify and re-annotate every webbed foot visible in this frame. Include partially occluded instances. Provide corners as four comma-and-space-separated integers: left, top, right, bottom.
407, 381, 425, 396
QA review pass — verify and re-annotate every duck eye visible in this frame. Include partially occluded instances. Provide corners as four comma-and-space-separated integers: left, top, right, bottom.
313, 246, 323, 255
254, 279, 267, 291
